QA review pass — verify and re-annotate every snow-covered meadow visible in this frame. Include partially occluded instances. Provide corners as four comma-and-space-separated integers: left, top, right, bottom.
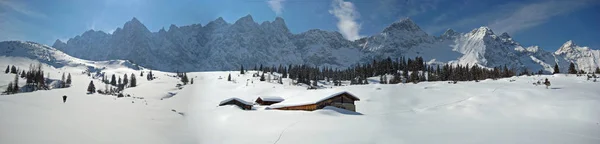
1, 58, 600, 144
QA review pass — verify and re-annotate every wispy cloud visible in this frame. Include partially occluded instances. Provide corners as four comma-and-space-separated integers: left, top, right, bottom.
425, 0, 597, 35
267, 0, 285, 16
0, 0, 46, 18
329, 0, 361, 41
488, 0, 592, 34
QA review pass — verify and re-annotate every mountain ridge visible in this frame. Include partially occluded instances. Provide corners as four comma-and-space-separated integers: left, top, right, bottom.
49, 16, 599, 73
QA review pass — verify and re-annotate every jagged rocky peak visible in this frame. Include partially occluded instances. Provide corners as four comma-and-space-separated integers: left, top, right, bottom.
441, 28, 459, 38
52, 39, 67, 49
555, 40, 578, 54
382, 18, 424, 33
234, 14, 256, 25
122, 17, 151, 33
500, 32, 511, 39
468, 26, 495, 37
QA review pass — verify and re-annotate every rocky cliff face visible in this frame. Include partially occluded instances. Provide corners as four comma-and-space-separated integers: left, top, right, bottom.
52, 15, 598, 73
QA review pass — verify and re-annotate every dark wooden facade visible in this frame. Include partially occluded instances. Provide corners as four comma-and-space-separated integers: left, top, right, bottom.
255, 97, 283, 105
219, 99, 253, 110
275, 92, 360, 112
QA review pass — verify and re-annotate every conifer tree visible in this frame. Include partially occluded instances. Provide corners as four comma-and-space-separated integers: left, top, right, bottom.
111, 74, 116, 86
20, 70, 25, 78
124, 74, 129, 86
13, 74, 19, 93
553, 63, 560, 74
596, 67, 600, 74
228, 73, 232, 81
6, 82, 13, 94
118, 77, 122, 86
5, 65, 9, 74
568, 62, 577, 74
61, 73, 66, 88
140, 71, 143, 77
130, 73, 137, 87
87, 81, 95, 93
11, 65, 17, 74
66, 73, 72, 86
240, 65, 245, 74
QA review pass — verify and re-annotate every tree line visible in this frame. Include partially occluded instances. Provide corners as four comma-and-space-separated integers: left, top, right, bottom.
4, 64, 72, 95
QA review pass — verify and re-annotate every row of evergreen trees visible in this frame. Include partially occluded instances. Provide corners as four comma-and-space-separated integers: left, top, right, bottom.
100, 73, 137, 92
242, 56, 524, 86
244, 57, 600, 86
4, 64, 73, 95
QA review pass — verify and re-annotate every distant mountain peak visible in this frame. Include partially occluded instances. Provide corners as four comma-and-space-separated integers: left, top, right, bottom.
500, 32, 511, 39
441, 28, 459, 38
235, 14, 255, 24
555, 40, 578, 54
382, 17, 424, 33
123, 17, 150, 33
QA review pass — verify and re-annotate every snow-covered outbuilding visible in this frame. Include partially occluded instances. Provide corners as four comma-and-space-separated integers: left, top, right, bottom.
255, 96, 284, 105
268, 91, 360, 112
219, 98, 254, 110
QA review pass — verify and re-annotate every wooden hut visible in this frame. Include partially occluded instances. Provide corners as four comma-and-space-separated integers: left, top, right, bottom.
255, 96, 284, 105
269, 91, 360, 112
219, 98, 254, 110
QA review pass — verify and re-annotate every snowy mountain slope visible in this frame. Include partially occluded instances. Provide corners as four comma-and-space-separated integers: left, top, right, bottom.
554, 40, 600, 72
189, 71, 600, 144
52, 15, 599, 73
1, 41, 141, 71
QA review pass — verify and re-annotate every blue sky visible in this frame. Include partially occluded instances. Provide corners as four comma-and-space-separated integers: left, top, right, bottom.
0, 0, 599, 51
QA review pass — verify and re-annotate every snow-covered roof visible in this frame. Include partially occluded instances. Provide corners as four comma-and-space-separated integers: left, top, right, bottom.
268, 90, 359, 109
219, 97, 254, 106
257, 96, 284, 102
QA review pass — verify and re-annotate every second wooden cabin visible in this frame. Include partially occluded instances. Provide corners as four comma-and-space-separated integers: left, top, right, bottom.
268, 91, 360, 112
255, 96, 284, 105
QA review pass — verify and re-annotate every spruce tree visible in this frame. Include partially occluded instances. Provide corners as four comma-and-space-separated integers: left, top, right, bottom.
553, 63, 560, 74
123, 74, 128, 86
61, 73, 66, 88
66, 73, 72, 86
87, 81, 95, 93
596, 67, 600, 74
13, 74, 19, 93
568, 62, 577, 74
11, 65, 17, 74
140, 71, 143, 77
260, 72, 265, 81
118, 77, 122, 86
20, 70, 25, 78
6, 82, 13, 94
240, 65, 245, 74
5, 65, 9, 73
130, 73, 137, 87
228, 73, 232, 81
111, 74, 116, 86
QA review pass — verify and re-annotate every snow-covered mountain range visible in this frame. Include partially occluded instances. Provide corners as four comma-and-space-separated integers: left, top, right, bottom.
47, 15, 599, 72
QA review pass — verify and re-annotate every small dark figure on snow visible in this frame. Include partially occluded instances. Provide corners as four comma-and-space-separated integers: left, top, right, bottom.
62, 95, 67, 103
544, 78, 551, 89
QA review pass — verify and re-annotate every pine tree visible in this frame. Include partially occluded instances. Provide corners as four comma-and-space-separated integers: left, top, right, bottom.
87, 81, 95, 93
5, 65, 9, 74
553, 63, 560, 74
410, 70, 419, 83
118, 77, 122, 86
228, 73, 232, 81
13, 74, 19, 93
61, 73, 66, 88
140, 71, 143, 77
596, 67, 600, 74
181, 73, 189, 84
20, 70, 25, 78
111, 74, 116, 86
130, 73, 137, 87
260, 72, 265, 81
11, 65, 17, 74
240, 65, 245, 74
123, 74, 128, 86
568, 62, 577, 74
66, 73, 72, 86
6, 82, 13, 94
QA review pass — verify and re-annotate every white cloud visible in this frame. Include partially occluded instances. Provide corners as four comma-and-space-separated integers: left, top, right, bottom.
267, 0, 285, 16
329, 0, 361, 41
424, 0, 597, 35
488, 0, 591, 34
0, 0, 46, 18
